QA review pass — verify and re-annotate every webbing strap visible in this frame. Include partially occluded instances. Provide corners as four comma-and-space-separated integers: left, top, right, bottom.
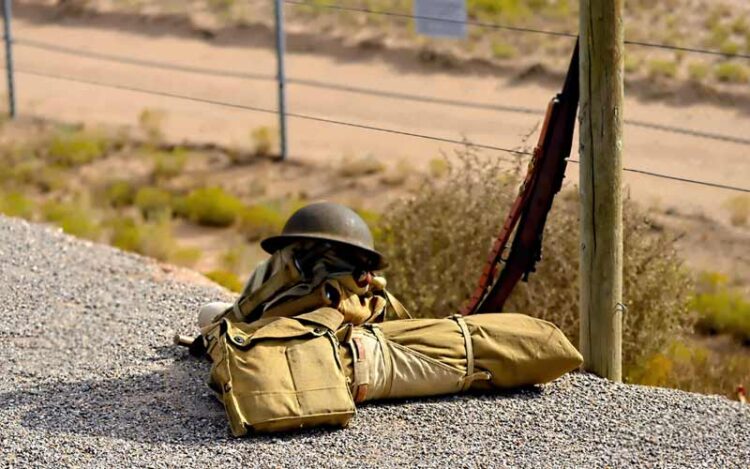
350, 336, 369, 403
450, 315, 490, 390
384, 290, 411, 320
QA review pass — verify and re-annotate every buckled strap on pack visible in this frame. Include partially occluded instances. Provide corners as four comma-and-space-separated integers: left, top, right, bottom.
384, 290, 412, 320
350, 336, 370, 403
450, 315, 490, 390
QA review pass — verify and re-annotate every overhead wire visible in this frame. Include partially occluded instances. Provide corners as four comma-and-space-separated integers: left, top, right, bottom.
17, 68, 750, 194
14, 37, 750, 146
283, 0, 750, 60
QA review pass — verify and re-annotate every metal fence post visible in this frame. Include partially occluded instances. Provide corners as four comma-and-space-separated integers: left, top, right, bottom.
2, 0, 15, 119
273, 0, 288, 160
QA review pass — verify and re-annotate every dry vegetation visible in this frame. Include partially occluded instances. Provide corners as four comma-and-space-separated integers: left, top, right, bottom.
380, 153, 689, 366
0, 115, 410, 290
43, 0, 750, 92
377, 150, 747, 397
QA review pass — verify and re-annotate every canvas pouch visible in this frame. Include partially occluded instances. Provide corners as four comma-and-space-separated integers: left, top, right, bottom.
205, 308, 355, 436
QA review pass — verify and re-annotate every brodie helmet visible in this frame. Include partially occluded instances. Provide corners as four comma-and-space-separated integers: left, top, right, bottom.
260, 202, 387, 270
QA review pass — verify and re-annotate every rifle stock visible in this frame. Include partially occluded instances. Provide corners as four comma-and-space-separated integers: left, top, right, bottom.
462, 40, 580, 315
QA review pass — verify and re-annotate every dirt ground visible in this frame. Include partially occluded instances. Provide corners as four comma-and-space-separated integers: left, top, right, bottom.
5, 3, 750, 285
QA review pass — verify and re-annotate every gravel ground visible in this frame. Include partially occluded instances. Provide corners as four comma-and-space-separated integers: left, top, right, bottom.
1, 216, 748, 468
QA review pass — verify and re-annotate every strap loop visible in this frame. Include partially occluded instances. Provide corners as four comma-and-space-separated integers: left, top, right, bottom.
350, 336, 369, 402
450, 315, 490, 390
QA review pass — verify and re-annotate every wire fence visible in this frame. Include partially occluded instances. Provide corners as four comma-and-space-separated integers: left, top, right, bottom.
14, 37, 750, 147
2, 0, 750, 195
284, 0, 750, 60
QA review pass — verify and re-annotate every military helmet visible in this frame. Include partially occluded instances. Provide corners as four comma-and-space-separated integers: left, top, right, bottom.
261, 202, 387, 270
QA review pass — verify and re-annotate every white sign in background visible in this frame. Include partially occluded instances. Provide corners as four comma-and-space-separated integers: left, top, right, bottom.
413, 0, 467, 39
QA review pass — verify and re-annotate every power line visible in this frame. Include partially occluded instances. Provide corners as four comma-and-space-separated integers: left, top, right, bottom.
16, 69, 750, 194
285, 0, 750, 60
16, 37, 750, 146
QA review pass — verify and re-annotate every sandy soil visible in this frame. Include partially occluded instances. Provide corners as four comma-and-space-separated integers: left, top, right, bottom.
5, 5, 749, 281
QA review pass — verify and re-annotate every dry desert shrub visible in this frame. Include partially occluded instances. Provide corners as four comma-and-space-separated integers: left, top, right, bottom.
378, 150, 692, 368
378, 150, 522, 316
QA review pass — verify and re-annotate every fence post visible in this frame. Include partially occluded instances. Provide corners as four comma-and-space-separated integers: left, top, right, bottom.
2, 0, 15, 119
578, 0, 624, 381
273, 0, 288, 160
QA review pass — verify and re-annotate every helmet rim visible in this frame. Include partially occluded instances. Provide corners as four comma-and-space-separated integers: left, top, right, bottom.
260, 202, 387, 270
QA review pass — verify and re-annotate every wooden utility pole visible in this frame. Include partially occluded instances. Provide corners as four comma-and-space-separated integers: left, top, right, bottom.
579, 0, 624, 381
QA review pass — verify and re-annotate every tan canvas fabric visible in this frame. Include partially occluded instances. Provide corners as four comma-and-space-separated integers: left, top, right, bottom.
204, 307, 582, 436
205, 308, 355, 436
340, 313, 583, 402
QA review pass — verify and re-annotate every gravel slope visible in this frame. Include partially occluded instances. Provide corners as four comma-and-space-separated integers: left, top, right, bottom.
1, 216, 748, 468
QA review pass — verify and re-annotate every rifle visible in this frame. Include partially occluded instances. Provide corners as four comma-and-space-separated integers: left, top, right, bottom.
461, 40, 579, 315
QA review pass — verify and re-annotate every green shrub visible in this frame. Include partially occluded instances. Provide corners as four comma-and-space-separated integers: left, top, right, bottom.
338, 154, 385, 178
151, 148, 188, 181
221, 243, 255, 274
490, 40, 517, 59
623, 54, 641, 74
723, 195, 750, 226
178, 187, 244, 227
109, 216, 142, 252
250, 126, 275, 157
467, 0, 530, 22
204, 269, 243, 292
42, 200, 101, 240
108, 216, 201, 266
7, 159, 68, 193
429, 157, 449, 178
105, 180, 137, 208
238, 204, 285, 241
692, 272, 750, 343
138, 108, 166, 144
355, 207, 382, 242
47, 129, 108, 166
731, 15, 749, 35
647, 59, 678, 79
715, 62, 749, 83
136, 220, 176, 261
719, 40, 741, 55
627, 339, 750, 398
687, 62, 709, 81
0, 191, 34, 219
378, 150, 692, 369
134, 186, 172, 220
170, 246, 203, 267
380, 160, 412, 187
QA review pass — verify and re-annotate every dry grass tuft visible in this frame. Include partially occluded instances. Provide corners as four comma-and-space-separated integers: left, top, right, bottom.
378, 149, 693, 369
722, 195, 750, 226
338, 153, 385, 178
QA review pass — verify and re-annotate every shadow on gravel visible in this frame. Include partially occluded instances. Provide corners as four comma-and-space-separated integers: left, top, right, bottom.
3, 346, 542, 444
2, 352, 235, 444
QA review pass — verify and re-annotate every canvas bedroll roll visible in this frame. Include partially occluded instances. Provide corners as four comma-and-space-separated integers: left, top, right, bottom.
340, 313, 584, 402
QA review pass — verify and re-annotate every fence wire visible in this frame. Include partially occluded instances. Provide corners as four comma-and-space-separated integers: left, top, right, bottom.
17, 68, 750, 194
14, 37, 750, 146
285, 0, 750, 60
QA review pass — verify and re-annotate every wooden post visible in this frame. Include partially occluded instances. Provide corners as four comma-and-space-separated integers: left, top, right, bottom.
579, 0, 624, 381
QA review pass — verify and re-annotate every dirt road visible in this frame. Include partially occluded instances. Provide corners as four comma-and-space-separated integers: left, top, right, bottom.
6, 8, 750, 223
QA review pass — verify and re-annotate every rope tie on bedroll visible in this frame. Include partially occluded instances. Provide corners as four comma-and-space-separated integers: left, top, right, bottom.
450, 315, 491, 390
